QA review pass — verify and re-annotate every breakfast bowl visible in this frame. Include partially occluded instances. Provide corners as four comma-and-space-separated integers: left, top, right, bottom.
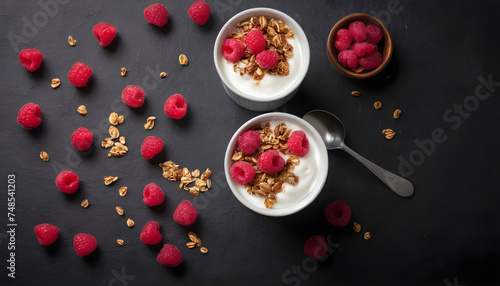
327, 13, 393, 79
214, 8, 310, 111
224, 112, 328, 216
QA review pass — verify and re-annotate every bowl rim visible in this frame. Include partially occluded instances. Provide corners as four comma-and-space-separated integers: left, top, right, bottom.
224, 112, 329, 217
326, 13, 393, 79
214, 7, 310, 102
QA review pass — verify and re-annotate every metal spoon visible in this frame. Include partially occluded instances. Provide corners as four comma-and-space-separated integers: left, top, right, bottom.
303, 110, 414, 197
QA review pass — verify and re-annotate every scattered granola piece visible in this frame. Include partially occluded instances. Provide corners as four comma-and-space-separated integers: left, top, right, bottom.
109, 126, 119, 139
351, 90, 361, 97
186, 242, 196, 248
116, 206, 124, 216
68, 36, 76, 46
119, 186, 128, 196
101, 138, 114, 149
81, 199, 89, 208
119, 136, 126, 144
120, 67, 126, 77
40, 151, 49, 162
144, 116, 156, 130
179, 54, 188, 65
109, 112, 119, 125
353, 222, 361, 232
108, 143, 128, 157
374, 101, 382, 110
382, 128, 395, 140
104, 176, 118, 185
160, 72, 167, 78
188, 232, 197, 242
364, 232, 372, 240
117, 115, 124, 124
117, 239, 124, 246
393, 109, 402, 119
77, 105, 87, 115
126, 218, 134, 228
51, 78, 61, 88
200, 247, 208, 254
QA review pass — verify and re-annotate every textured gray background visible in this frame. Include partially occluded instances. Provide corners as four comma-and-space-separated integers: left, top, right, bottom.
1, 0, 500, 285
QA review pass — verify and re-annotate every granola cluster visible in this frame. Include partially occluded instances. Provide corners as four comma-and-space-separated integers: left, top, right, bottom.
227, 16, 294, 83
231, 122, 300, 209
159, 161, 212, 196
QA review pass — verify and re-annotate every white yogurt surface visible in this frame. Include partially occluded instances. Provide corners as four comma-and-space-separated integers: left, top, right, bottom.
234, 120, 323, 210
220, 38, 302, 98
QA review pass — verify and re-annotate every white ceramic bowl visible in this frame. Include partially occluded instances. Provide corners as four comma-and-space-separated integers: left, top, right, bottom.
214, 8, 310, 111
224, 112, 328, 216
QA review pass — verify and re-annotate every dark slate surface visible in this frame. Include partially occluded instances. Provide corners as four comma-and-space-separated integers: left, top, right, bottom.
1, 0, 500, 285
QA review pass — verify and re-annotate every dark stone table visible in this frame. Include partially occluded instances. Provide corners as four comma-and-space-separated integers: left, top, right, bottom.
1, 0, 499, 285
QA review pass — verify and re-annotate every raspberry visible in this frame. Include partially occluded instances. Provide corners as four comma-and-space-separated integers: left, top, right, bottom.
157, 244, 183, 267
188, 1, 210, 25
144, 3, 168, 27
334, 28, 352, 51
230, 161, 256, 185
55, 170, 79, 194
245, 29, 266, 55
325, 200, 351, 227
143, 182, 165, 206
348, 21, 367, 42
122, 85, 146, 108
287, 131, 310, 157
256, 50, 279, 70
359, 50, 382, 70
258, 150, 285, 173
338, 49, 359, 69
366, 24, 383, 44
140, 221, 162, 245
304, 235, 327, 259
164, 94, 187, 119
19, 49, 43, 72
173, 200, 198, 226
92, 22, 117, 47
34, 223, 59, 246
141, 136, 164, 160
222, 39, 245, 63
237, 130, 261, 155
68, 62, 92, 87
73, 233, 97, 257
17, 103, 41, 130
352, 42, 376, 57
71, 127, 93, 151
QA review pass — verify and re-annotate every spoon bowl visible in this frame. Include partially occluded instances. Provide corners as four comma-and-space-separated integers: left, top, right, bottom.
303, 110, 414, 197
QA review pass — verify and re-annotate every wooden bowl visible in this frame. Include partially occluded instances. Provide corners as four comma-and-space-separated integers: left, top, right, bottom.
327, 13, 393, 79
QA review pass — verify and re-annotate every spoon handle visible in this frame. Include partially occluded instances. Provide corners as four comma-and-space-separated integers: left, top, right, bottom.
340, 143, 414, 197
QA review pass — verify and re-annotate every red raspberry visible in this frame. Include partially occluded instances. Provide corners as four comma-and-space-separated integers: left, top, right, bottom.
245, 29, 266, 55
34, 223, 59, 246
144, 3, 168, 27
256, 50, 279, 69
287, 131, 310, 157
230, 161, 256, 185
157, 244, 183, 267
68, 62, 92, 87
338, 49, 359, 69
141, 136, 164, 160
17, 103, 42, 130
366, 24, 383, 44
325, 200, 351, 227
359, 50, 382, 70
19, 49, 43, 72
237, 130, 261, 155
188, 1, 210, 25
258, 150, 285, 173
71, 127, 93, 151
122, 85, 146, 108
173, 200, 198, 226
352, 42, 376, 57
222, 39, 245, 63
348, 21, 367, 42
334, 28, 352, 51
73, 233, 97, 257
164, 94, 187, 119
140, 221, 162, 245
55, 170, 79, 194
143, 182, 165, 206
304, 235, 327, 259
92, 22, 117, 47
